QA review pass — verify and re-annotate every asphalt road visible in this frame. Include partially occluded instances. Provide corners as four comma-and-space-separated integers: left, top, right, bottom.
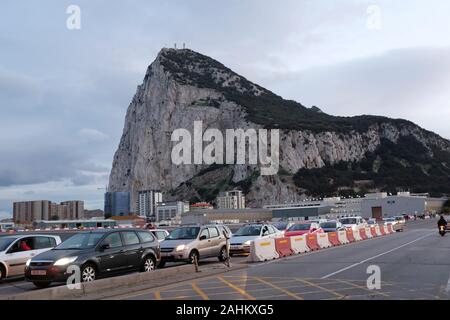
114, 219, 450, 300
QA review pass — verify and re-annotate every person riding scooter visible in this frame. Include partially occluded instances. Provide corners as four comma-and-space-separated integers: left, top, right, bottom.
438, 215, 447, 236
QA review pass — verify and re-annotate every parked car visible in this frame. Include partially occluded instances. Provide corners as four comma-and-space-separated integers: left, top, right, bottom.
339, 216, 367, 230
229, 223, 283, 255
319, 220, 345, 233
150, 229, 170, 242
270, 221, 295, 232
0, 234, 61, 281
25, 229, 160, 288
284, 222, 323, 237
159, 224, 229, 267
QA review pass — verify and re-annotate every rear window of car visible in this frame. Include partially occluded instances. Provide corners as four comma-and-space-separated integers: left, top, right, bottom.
122, 231, 140, 245
34, 236, 56, 249
137, 231, 155, 243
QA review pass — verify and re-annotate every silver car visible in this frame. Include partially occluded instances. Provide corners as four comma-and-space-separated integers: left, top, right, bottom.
159, 224, 229, 268
0, 234, 61, 280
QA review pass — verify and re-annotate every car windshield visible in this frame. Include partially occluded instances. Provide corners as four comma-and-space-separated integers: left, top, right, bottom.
385, 218, 395, 222
166, 227, 200, 240
55, 233, 104, 250
0, 237, 16, 251
271, 222, 288, 231
320, 222, 336, 229
368, 220, 376, 224
288, 224, 311, 231
234, 225, 262, 236
340, 218, 357, 225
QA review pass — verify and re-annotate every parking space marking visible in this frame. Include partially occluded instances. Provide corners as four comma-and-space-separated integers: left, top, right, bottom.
297, 278, 345, 299
321, 232, 434, 279
191, 282, 210, 300
218, 276, 256, 300
335, 279, 390, 298
252, 277, 303, 300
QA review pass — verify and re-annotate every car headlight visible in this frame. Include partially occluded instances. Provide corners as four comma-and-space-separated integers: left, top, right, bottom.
176, 244, 188, 252
54, 256, 78, 266
244, 240, 252, 246
26, 259, 31, 267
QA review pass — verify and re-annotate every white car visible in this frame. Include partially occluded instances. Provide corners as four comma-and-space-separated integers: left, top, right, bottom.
0, 234, 61, 280
150, 229, 170, 242
339, 216, 367, 230
229, 224, 283, 255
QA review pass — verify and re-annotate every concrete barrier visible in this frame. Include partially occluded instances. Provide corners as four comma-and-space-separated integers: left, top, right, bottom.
338, 230, 349, 244
289, 235, 310, 254
317, 233, 332, 249
249, 238, 279, 262
8, 264, 195, 300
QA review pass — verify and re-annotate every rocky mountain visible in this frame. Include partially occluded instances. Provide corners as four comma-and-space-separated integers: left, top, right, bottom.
109, 48, 450, 210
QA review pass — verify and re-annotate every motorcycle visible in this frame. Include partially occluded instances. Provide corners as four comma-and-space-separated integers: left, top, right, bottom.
439, 225, 446, 237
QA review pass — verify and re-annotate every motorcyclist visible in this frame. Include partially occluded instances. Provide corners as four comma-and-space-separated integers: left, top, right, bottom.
438, 215, 447, 228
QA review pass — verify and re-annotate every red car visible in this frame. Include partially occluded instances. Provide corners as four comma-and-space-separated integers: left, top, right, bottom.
284, 222, 323, 237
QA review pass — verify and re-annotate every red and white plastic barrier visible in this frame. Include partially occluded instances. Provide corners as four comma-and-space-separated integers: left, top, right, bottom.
317, 233, 332, 249
249, 238, 280, 262
338, 230, 349, 244
289, 235, 310, 254
328, 232, 341, 246
365, 227, 373, 239
275, 238, 294, 257
353, 228, 362, 241
359, 227, 368, 240
306, 234, 320, 251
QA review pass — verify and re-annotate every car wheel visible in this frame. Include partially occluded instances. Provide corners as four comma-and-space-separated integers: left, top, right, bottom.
0, 265, 5, 281
188, 250, 199, 264
218, 246, 227, 262
141, 255, 156, 272
33, 281, 51, 288
81, 263, 97, 282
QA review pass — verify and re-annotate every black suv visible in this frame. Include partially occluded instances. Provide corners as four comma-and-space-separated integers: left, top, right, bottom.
25, 229, 160, 288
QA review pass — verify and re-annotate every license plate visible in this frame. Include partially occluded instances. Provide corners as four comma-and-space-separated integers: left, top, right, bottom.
31, 270, 47, 276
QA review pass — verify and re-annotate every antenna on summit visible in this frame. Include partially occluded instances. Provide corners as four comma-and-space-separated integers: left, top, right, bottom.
174, 43, 177, 49
183, 43, 186, 49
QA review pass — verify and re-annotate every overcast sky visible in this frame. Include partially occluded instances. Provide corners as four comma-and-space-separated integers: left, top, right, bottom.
1, 0, 450, 218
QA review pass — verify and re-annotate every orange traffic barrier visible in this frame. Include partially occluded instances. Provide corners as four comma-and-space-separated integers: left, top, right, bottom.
328, 232, 341, 246
359, 228, 367, 240
306, 233, 320, 251
370, 227, 377, 237
346, 229, 356, 242
275, 237, 294, 257
379, 225, 386, 235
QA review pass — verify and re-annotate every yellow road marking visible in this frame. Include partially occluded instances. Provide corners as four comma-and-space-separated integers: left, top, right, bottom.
191, 282, 210, 300
297, 278, 345, 299
154, 291, 162, 300
218, 276, 256, 300
335, 279, 390, 297
253, 277, 303, 300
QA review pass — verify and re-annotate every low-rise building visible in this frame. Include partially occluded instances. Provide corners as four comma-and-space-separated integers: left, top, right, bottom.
156, 201, 190, 222
216, 190, 245, 209
182, 208, 272, 224
33, 219, 116, 229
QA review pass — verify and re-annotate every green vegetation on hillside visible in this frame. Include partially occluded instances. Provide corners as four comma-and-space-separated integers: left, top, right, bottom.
293, 136, 450, 197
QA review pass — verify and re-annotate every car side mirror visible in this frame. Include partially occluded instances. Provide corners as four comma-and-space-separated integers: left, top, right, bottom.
100, 243, 110, 251
199, 235, 207, 241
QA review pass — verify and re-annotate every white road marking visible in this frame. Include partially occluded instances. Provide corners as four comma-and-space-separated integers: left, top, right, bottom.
321, 232, 434, 279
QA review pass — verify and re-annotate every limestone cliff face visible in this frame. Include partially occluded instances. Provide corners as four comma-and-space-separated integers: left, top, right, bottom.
109, 48, 450, 210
